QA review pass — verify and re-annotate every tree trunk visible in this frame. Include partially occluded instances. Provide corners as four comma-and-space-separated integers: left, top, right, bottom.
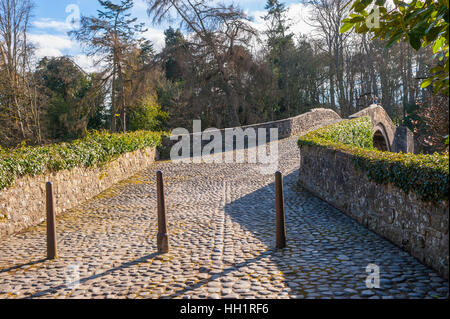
111, 51, 117, 133
116, 58, 126, 133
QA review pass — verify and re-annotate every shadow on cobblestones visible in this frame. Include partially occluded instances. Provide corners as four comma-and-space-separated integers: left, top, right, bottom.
163, 254, 273, 299
222, 170, 449, 299
25, 253, 161, 299
0, 259, 47, 274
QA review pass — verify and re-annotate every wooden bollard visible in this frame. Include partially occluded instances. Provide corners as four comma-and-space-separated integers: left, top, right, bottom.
46, 182, 58, 259
275, 172, 287, 249
156, 171, 170, 253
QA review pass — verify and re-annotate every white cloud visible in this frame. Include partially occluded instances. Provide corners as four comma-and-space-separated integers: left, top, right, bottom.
287, 3, 315, 37
142, 27, 166, 52
27, 34, 102, 74
32, 18, 73, 31
28, 26, 165, 72
249, 3, 315, 38
28, 33, 74, 59
72, 55, 104, 74
245, 3, 316, 52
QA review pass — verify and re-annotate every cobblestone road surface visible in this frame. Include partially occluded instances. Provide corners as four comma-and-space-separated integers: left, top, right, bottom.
0, 134, 448, 299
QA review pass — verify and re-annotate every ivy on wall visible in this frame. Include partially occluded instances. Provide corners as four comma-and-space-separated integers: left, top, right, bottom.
298, 117, 449, 203
0, 130, 163, 191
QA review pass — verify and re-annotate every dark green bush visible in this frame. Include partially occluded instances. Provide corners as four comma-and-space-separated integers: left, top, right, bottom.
0, 130, 163, 191
298, 117, 449, 203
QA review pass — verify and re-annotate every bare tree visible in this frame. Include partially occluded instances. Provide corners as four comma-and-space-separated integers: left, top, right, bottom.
308, 0, 351, 115
0, 0, 36, 144
146, 0, 257, 127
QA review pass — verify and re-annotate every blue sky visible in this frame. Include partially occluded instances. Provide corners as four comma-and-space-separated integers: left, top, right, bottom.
29, 0, 312, 71
32, 0, 301, 21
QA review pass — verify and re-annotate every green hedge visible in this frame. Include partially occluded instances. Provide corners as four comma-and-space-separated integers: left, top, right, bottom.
298, 117, 449, 203
299, 117, 375, 149
0, 130, 163, 191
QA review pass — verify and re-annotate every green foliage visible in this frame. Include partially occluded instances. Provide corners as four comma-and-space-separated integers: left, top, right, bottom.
301, 117, 375, 149
298, 117, 449, 203
128, 95, 169, 132
35, 56, 107, 140
0, 130, 163, 191
163, 27, 187, 82
341, 0, 449, 96
351, 149, 449, 202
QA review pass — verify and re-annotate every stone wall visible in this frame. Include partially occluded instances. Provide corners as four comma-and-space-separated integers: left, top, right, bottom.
160, 108, 342, 159
393, 126, 415, 154
298, 145, 449, 279
0, 147, 158, 238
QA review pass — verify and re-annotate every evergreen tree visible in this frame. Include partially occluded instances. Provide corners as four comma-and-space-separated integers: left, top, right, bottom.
163, 27, 187, 82
34, 57, 106, 140
70, 0, 148, 133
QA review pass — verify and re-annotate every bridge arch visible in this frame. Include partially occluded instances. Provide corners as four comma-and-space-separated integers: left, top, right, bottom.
373, 123, 391, 152
350, 105, 400, 152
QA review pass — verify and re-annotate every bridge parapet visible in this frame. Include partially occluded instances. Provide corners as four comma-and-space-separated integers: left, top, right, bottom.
160, 104, 413, 159
160, 108, 342, 159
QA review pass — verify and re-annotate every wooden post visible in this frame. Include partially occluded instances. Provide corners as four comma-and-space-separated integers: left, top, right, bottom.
46, 182, 58, 259
275, 172, 287, 249
156, 171, 169, 253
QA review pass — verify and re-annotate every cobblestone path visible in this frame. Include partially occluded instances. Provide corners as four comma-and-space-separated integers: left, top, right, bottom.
0, 135, 448, 299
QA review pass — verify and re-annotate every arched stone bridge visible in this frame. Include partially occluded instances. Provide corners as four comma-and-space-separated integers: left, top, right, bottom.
0, 106, 446, 300
349, 105, 414, 153
160, 104, 414, 159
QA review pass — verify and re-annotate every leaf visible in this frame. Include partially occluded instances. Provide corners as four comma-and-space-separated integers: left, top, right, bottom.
420, 78, 433, 88
355, 0, 373, 12
355, 23, 370, 33
385, 31, 404, 48
408, 31, 422, 50
433, 37, 445, 53
340, 22, 355, 33
430, 66, 443, 74
349, 16, 367, 23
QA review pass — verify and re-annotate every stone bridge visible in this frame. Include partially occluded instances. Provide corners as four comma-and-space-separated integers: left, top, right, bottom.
160, 105, 414, 159
159, 108, 343, 159
0, 106, 446, 300
350, 105, 414, 153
